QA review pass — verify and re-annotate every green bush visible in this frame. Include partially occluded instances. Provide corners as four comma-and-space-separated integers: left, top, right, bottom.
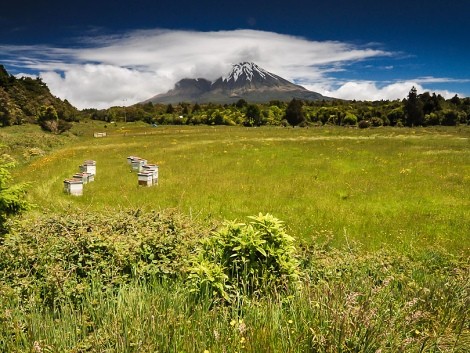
370, 117, 384, 127
0, 159, 30, 235
342, 112, 357, 126
0, 209, 207, 308
188, 213, 300, 303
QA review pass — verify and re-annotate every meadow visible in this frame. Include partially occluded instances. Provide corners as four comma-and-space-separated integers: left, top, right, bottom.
14, 122, 470, 253
1, 123, 469, 352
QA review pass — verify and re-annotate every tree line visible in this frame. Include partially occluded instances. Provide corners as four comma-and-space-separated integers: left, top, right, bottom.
1, 62, 469, 131
86, 88, 470, 128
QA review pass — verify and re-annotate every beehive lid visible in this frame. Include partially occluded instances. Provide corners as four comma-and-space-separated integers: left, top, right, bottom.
64, 178, 83, 184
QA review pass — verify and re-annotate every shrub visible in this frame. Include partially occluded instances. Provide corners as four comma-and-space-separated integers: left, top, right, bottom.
358, 120, 371, 129
188, 213, 300, 303
370, 117, 384, 127
0, 160, 30, 235
0, 209, 207, 308
342, 112, 357, 126
424, 112, 440, 126
440, 110, 459, 126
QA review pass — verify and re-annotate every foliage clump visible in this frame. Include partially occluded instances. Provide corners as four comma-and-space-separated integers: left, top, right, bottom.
0, 158, 30, 235
37, 105, 73, 134
0, 209, 207, 308
188, 213, 300, 303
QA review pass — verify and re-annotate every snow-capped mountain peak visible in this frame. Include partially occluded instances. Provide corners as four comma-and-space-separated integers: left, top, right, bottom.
223, 62, 278, 83
143, 62, 329, 104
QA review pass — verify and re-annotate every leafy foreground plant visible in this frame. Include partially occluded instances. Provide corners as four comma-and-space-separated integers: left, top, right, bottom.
0, 157, 30, 235
0, 209, 208, 309
188, 213, 301, 303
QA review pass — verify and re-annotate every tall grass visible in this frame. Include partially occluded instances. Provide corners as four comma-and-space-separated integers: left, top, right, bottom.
2, 247, 468, 352
13, 124, 470, 253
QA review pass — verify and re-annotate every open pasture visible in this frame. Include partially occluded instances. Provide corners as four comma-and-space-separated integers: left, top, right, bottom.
16, 123, 470, 253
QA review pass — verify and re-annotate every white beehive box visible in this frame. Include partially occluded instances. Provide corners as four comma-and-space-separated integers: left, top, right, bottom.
73, 172, 93, 184
80, 160, 96, 175
131, 157, 147, 172
138, 171, 153, 186
64, 179, 83, 196
142, 164, 159, 185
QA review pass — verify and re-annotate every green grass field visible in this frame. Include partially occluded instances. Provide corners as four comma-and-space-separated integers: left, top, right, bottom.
14, 123, 470, 254
2, 122, 469, 352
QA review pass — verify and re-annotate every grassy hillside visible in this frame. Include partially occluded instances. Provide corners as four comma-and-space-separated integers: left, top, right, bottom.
11, 123, 470, 254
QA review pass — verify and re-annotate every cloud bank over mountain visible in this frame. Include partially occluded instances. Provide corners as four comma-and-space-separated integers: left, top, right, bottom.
1, 29, 462, 109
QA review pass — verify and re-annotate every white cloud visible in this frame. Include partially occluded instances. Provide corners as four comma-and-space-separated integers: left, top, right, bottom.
1, 29, 391, 109
40, 64, 170, 109
1, 29, 463, 108
304, 79, 456, 101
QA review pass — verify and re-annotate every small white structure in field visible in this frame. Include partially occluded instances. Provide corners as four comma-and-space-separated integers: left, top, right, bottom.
80, 160, 96, 175
73, 172, 94, 184
64, 179, 83, 196
138, 171, 153, 186
93, 132, 107, 138
127, 156, 135, 165
131, 157, 147, 172
142, 164, 159, 185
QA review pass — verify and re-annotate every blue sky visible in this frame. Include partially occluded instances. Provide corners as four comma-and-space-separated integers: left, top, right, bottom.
1, 0, 469, 109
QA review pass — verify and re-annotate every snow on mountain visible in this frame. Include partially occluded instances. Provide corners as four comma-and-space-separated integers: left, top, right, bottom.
222, 62, 278, 82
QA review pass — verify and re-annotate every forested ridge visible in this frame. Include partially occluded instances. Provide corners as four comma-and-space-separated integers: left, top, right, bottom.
0, 65, 79, 130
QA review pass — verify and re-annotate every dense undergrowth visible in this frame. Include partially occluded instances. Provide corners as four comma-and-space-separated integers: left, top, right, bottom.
1, 210, 468, 352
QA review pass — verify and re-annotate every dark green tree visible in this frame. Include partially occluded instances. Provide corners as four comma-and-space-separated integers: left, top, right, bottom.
404, 86, 424, 126
0, 88, 22, 126
450, 94, 460, 105
192, 103, 201, 113
285, 98, 305, 127
235, 99, 247, 108
245, 104, 261, 126
165, 104, 174, 114
387, 107, 405, 126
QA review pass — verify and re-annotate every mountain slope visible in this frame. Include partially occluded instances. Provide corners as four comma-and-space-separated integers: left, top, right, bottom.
0, 65, 79, 126
144, 62, 329, 104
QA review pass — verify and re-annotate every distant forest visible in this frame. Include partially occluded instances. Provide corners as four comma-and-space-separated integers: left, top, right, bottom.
87, 86, 470, 128
1, 65, 469, 131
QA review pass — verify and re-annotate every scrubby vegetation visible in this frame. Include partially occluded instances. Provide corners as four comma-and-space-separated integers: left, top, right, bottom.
0, 210, 207, 309
0, 158, 30, 234
1, 210, 468, 352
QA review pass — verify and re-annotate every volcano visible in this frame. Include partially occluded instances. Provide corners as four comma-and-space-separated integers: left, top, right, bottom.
144, 62, 329, 104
